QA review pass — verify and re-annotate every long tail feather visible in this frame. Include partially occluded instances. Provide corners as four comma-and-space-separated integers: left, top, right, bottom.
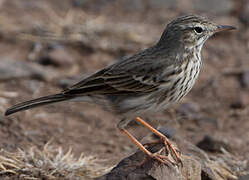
5, 93, 71, 116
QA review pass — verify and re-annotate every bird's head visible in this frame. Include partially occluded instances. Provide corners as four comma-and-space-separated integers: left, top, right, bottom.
158, 15, 236, 50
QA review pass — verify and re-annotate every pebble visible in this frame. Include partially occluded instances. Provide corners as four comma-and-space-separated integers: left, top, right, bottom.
240, 70, 249, 89
38, 46, 75, 67
197, 135, 232, 153
0, 59, 58, 81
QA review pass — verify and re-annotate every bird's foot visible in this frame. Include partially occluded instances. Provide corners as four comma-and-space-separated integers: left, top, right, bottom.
160, 137, 182, 166
120, 129, 178, 167
120, 117, 182, 167
150, 148, 177, 166
135, 117, 182, 166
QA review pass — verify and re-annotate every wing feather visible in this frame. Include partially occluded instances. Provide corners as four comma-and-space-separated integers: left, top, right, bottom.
62, 46, 179, 96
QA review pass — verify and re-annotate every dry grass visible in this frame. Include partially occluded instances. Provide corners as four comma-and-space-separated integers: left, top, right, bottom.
0, 143, 111, 180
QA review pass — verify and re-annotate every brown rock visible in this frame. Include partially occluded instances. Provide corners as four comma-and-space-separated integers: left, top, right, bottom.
179, 155, 201, 180
196, 135, 232, 153
96, 143, 201, 180
240, 70, 249, 88
0, 59, 58, 81
43, 47, 75, 67
96, 128, 243, 180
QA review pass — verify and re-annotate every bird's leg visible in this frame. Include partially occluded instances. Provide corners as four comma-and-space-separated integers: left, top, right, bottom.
120, 129, 175, 165
134, 117, 181, 164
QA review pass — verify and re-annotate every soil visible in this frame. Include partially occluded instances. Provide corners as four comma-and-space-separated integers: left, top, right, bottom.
0, 0, 248, 171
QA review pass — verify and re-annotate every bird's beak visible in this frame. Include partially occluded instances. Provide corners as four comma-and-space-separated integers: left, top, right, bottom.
214, 25, 236, 33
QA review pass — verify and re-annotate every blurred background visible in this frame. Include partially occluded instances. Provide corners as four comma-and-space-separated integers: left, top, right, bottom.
0, 0, 248, 176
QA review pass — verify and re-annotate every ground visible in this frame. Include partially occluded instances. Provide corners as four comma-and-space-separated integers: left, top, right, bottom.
0, 0, 248, 179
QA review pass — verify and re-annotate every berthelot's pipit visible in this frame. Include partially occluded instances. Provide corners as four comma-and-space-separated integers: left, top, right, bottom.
5, 15, 235, 165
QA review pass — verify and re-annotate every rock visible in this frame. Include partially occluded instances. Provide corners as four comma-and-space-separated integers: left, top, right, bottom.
175, 136, 240, 180
202, 161, 238, 180
29, 43, 75, 67
196, 135, 232, 153
200, 117, 218, 127
39, 46, 75, 67
0, 59, 58, 81
192, 0, 233, 15
201, 166, 216, 180
239, 0, 249, 25
96, 142, 201, 180
230, 99, 245, 109
239, 70, 249, 88
177, 102, 218, 127
96, 129, 244, 180
177, 102, 200, 115
176, 102, 203, 121
28, 43, 43, 61
179, 155, 201, 180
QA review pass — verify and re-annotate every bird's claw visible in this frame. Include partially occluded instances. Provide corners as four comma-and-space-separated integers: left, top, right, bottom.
150, 152, 177, 166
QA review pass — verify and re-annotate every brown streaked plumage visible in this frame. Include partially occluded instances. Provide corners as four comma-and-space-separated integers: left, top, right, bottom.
5, 15, 235, 165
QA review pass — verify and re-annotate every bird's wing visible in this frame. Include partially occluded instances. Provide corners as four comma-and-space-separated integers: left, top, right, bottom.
62, 47, 178, 96
62, 69, 161, 96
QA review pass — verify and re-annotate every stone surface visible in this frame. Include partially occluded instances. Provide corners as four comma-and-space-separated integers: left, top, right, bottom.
29, 43, 75, 67
96, 126, 245, 179
96, 135, 242, 180
196, 135, 231, 153
176, 102, 202, 120
39, 47, 75, 67
96, 143, 201, 180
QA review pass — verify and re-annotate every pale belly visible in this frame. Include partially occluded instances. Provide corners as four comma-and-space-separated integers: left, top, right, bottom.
115, 58, 202, 115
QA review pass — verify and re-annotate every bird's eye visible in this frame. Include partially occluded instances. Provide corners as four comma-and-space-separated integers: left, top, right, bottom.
194, 27, 203, 34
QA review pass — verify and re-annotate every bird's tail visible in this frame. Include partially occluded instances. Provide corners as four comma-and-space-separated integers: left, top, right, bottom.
5, 93, 72, 116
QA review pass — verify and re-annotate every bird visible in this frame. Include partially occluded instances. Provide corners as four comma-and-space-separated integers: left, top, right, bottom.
5, 15, 235, 165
